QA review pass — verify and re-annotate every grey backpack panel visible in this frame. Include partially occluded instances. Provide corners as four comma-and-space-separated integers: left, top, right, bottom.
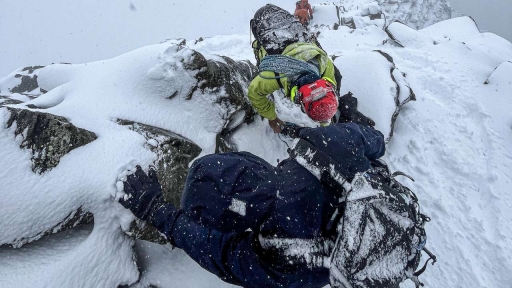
251, 4, 307, 54
290, 139, 435, 288
329, 172, 428, 288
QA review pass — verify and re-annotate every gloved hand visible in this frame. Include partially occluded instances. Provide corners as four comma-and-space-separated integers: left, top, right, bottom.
268, 117, 285, 133
119, 165, 163, 220
309, 14, 313, 20
337, 92, 375, 127
281, 122, 304, 138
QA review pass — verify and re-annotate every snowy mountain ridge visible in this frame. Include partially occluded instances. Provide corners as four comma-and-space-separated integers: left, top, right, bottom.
329, 0, 454, 29
1, 1, 512, 288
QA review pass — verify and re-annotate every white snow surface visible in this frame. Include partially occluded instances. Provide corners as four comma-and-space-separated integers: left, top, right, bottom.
1, 2, 512, 288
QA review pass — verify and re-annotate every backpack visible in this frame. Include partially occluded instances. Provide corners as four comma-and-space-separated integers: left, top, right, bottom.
250, 4, 307, 55
289, 138, 437, 288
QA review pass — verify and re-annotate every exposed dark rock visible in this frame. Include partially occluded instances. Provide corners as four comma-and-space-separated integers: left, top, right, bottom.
178, 48, 258, 152
0, 96, 23, 106
8, 66, 45, 97
194, 37, 204, 44
340, 16, 356, 29
25, 104, 43, 109
5, 108, 98, 174
374, 49, 394, 63
118, 120, 202, 244
369, 13, 383, 20
22, 65, 45, 74
118, 120, 202, 207
1, 66, 45, 100
10, 75, 39, 94
373, 50, 416, 141
4, 207, 93, 248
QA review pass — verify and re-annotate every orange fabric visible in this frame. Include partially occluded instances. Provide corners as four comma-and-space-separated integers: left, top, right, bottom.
294, 9, 309, 24
295, 1, 313, 17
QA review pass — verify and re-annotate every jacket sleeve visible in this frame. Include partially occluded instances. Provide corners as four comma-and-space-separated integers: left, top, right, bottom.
356, 124, 386, 160
296, 123, 385, 179
147, 202, 275, 287
307, 4, 314, 16
247, 71, 284, 121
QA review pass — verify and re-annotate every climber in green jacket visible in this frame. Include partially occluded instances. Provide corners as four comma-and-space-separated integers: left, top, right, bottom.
249, 4, 340, 133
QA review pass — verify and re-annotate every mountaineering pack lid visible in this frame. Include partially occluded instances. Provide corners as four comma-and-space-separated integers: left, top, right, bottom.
251, 4, 307, 54
297, 78, 338, 122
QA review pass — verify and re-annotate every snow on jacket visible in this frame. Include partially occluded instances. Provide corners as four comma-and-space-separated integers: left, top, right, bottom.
148, 123, 385, 288
248, 42, 336, 121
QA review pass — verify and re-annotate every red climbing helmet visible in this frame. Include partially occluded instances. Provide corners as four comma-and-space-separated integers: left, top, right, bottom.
294, 78, 338, 122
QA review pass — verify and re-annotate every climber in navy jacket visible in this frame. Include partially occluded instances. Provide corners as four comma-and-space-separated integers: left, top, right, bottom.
119, 121, 385, 288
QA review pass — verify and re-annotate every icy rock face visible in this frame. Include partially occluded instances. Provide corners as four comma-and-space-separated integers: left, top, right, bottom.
0, 44, 258, 247
0, 106, 96, 247
0, 98, 97, 247
146, 42, 258, 152
326, 0, 453, 30
377, 0, 453, 29
118, 120, 202, 207
5, 107, 98, 174
119, 50, 257, 244
192, 53, 259, 152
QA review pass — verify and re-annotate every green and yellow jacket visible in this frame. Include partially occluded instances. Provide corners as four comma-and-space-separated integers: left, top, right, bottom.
248, 42, 337, 121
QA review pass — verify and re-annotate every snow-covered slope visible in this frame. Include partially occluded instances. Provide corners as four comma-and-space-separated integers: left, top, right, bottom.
1, 2, 512, 288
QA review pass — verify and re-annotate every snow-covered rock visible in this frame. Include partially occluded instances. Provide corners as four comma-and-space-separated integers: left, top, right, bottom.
310, 0, 453, 31
335, 0, 453, 29
385, 21, 435, 48
0, 44, 257, 249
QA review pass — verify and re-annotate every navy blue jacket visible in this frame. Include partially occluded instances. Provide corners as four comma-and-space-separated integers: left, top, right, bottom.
149, 123, 385, 287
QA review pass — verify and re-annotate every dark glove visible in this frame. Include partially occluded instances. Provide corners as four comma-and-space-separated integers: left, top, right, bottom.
309, 15, 313, 20
337, 92, 375, 127
119, 165, 163, 220
268, 117, 285, 133
281, 122, 304, 138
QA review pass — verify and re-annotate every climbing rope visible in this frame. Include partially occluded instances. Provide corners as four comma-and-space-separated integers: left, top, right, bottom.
258, 55, 320, 79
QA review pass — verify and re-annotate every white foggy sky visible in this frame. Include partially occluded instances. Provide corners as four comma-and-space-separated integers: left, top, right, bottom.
0, 0, 511, 77
448, 0, 512, 42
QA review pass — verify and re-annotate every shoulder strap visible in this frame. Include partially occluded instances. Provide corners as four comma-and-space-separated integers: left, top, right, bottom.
274, 72, 283, 89
289, 139, 353, 232
289, 139, 351, 194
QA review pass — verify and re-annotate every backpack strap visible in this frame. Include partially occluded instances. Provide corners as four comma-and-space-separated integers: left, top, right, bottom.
274, 72, 283, 89
289, 139, 351, 194
289, 139, 352, 232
